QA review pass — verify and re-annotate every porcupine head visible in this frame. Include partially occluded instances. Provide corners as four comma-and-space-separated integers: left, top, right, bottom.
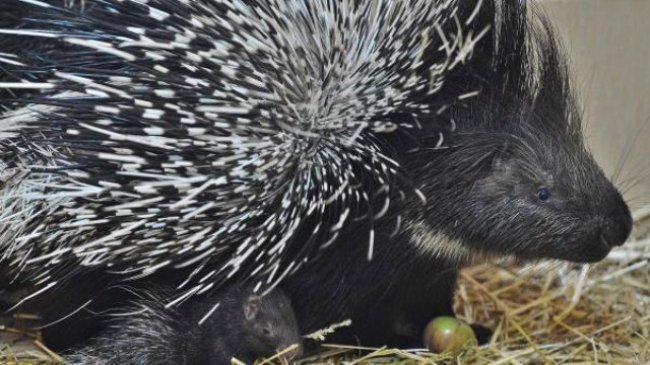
395, 8, 633, 266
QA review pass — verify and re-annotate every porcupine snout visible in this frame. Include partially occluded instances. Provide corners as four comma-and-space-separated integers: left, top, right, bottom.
599, 195, 633, 248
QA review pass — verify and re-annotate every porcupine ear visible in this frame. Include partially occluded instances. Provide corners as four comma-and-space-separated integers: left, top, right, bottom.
244, 296, 262, 321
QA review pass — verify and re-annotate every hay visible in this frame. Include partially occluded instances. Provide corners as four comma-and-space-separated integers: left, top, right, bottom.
1, 207, 649, 365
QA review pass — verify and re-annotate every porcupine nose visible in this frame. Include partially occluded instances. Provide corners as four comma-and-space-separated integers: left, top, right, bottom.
600, 204, 633, 248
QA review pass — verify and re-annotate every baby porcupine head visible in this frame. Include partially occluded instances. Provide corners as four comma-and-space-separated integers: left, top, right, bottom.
398, 5, 632, 264
240, 290, 302, 361
193, 287, 301, 363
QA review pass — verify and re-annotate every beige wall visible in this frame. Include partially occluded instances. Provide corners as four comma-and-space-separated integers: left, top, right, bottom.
540, 0, 650, 209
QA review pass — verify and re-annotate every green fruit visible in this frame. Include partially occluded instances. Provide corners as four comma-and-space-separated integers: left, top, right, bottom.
422, 316, 478, 354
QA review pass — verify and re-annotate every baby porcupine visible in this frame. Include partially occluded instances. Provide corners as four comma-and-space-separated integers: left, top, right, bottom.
64, 285, 302, 365
0, 0, 633, 353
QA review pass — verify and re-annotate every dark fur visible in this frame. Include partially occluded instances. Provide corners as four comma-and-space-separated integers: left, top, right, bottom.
64, 285, 302, 365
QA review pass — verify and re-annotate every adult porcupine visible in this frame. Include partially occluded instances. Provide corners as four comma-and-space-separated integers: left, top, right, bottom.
0, 0, 632, 354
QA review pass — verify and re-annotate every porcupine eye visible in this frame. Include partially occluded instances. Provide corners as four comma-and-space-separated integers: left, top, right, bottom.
537, 187, 551, 202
